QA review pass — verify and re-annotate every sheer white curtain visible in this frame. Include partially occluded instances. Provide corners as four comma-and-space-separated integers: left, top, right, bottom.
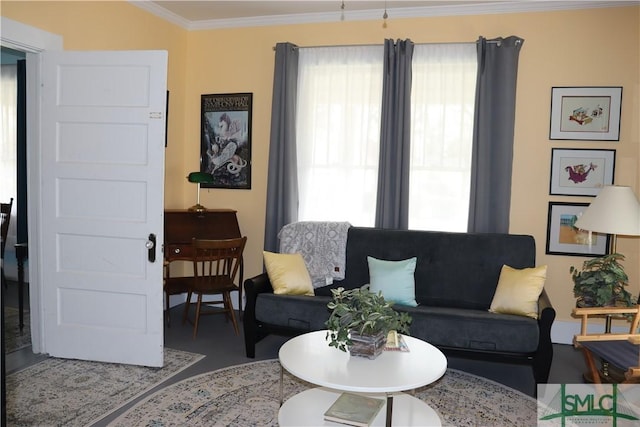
409, 44, 477, 231
296, 46, 384, 226
1, 64, 17, 246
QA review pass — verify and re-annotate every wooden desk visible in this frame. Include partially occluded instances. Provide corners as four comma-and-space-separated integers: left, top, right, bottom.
164, 209, 244, 322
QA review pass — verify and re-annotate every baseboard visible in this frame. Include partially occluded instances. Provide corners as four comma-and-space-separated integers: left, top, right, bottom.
551, 320, 579, 345
167, 292, 243, 310
551, 319, 629, 345
168, 293, 187, 309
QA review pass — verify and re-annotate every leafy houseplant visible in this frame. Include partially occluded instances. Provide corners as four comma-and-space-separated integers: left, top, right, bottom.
325, 286, 412, 358
570, 253, 635, 308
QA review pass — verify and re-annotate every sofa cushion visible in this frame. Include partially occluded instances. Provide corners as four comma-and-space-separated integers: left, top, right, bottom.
263, 251, 315, 296
255, 294, 331, 331
489, 264, 547, 319
333, 227, 536, 310
397, 305, 540, 353
368, 256, 418, 307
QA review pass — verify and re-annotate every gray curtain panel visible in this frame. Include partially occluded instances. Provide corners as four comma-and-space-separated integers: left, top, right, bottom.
468, 36, 524, 234
375, 39, 414, 230
264, 42, 299, 252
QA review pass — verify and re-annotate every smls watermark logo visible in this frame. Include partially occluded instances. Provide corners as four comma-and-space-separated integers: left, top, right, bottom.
538, 384, 640, 426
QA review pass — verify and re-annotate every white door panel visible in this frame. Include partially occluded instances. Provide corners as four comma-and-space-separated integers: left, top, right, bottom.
41, 50, 166, 367
57, 122, 149, 165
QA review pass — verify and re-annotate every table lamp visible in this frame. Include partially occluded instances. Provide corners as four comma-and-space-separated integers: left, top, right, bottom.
187, 172, 214, 212
574, 185, 640, 253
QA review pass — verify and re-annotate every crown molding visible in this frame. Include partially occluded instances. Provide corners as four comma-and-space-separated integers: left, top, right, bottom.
130, 1, 639, 31
130, 0, 192, 28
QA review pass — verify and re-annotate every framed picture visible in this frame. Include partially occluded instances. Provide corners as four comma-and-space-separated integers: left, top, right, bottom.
549, 148, 615, 196
200, 93, 252, 189
545, 202, 610, 257
549, 86, 622, 141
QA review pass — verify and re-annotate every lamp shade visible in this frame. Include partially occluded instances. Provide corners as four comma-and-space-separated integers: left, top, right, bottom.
186, 171, 214, 212
187, 172, 214, 184
574, 186, 640, 236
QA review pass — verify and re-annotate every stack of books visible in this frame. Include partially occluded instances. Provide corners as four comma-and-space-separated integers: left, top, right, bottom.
323, 392, 385, 427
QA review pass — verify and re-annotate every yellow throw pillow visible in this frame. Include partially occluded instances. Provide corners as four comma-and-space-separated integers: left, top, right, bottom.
263, 251, 315, 296
489, 264, 547, 319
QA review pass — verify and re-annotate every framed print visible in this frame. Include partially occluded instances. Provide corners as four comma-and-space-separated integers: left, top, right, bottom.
200, 93, 252, 189
549, 86, 622, 141
549, 148, 615, 196
545, 202, 610, 257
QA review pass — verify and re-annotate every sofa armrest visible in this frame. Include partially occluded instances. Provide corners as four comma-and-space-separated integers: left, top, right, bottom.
243, 273, 274, 358
244, 272, 274, 296
533, 288, 556, 383
538, 289, 554, 320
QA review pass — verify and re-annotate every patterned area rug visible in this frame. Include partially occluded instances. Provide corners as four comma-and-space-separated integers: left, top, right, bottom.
111, 359, 538, 426
6, 348, 205, 427
4, 306, 31, 353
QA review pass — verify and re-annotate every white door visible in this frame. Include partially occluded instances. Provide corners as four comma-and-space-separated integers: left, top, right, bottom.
40, 50, 167, 367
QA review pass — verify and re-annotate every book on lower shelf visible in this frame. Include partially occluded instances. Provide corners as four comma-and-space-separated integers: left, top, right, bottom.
323, 392, 385, 427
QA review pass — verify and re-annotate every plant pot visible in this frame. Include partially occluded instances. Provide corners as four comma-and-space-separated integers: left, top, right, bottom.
576, 298, 596, 308
576, 299, 632, 309
348, 331, 387, 360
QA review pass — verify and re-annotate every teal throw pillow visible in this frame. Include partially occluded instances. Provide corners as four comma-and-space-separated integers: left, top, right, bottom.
367, 256, 418, 307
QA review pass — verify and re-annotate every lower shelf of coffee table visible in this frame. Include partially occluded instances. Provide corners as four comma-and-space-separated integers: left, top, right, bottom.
279, 387, 441, 426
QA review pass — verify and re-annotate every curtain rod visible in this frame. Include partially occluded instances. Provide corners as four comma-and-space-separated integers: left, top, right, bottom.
273, 39, 508, 51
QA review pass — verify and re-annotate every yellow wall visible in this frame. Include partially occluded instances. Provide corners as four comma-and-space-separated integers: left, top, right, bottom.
2, 0, 189, 207
3, 2, 639, 329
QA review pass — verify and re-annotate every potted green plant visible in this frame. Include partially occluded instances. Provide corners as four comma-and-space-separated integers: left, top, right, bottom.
325, 285, 412, 359
570, 253, 635, 308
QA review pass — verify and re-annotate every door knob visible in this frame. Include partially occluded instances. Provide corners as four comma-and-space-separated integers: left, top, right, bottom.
147, 234, 156, 262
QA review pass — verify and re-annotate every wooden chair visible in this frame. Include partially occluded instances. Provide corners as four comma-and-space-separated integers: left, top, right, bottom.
181, 237, 247, 339
573, 305, 640, 383
1, 198, 14, 288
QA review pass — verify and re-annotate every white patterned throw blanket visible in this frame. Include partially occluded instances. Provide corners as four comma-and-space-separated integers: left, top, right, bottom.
278, 221, 351, 288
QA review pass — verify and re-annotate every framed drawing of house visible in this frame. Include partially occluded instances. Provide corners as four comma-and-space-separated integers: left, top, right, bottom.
549, 87, 622, 141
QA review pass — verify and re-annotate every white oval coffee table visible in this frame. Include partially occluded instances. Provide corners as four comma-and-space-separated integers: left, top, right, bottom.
278, 330, 447, 426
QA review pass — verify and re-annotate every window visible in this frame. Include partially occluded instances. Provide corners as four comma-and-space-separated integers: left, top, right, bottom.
296, 46, 384, 226
1, 64, 17, 245
296, 43, 477, 231
409, 44, 477, 231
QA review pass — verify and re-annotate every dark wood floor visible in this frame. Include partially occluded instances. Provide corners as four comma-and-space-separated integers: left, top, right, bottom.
3, 280, 587, 426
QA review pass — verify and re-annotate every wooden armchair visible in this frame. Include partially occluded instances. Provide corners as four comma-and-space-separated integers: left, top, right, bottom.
573, 306, 640, 383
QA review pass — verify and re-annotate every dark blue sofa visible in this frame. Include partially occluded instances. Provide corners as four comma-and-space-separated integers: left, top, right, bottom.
243, 227, 556, 384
